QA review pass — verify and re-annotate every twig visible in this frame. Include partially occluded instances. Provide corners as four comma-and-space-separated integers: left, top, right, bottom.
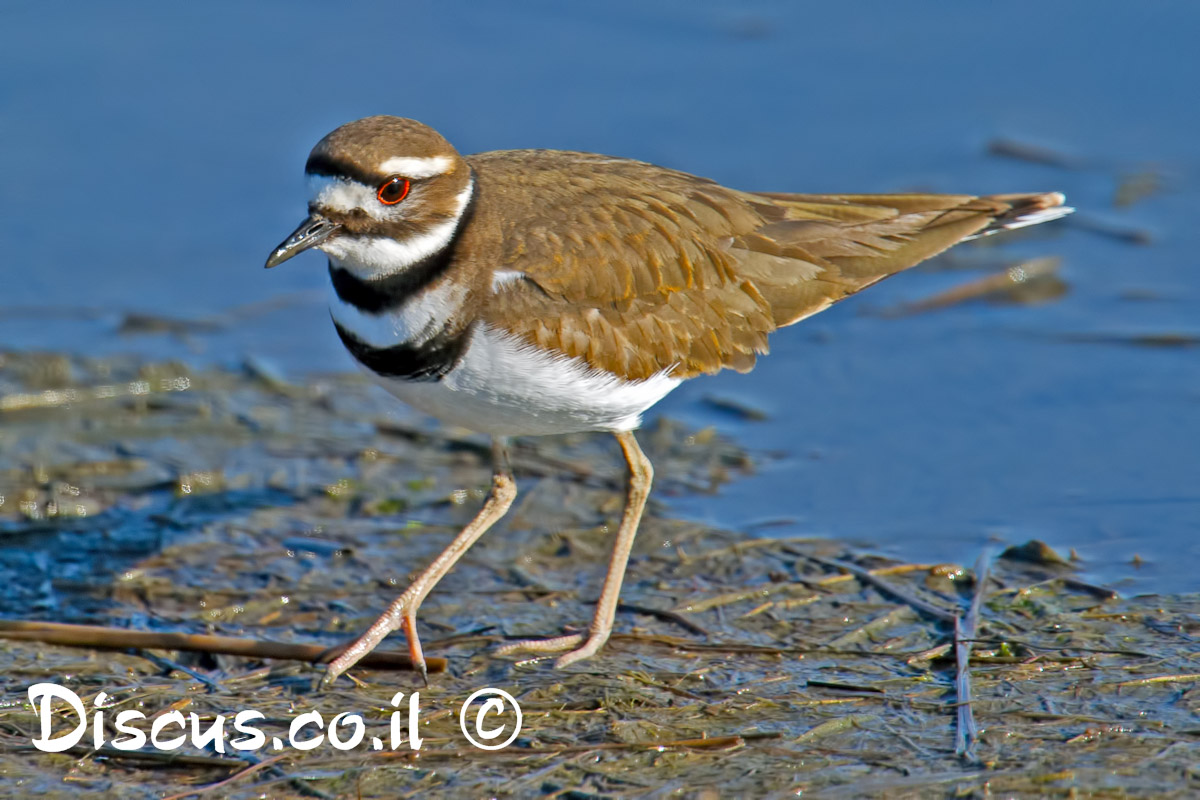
986, 138, 1081, 169
609, 631, 952, 660
213, 750, 333, 800
805, 556, 957, 623
134, 650, 223, 693
1062, 576, 1119, 600
8, 743, 244, 768
1115, 673, 1200, 688
955, 547, 994, 762
0, 620, 445, 673
827, 606, 916, 649
879, 257, 1062, 318
806, 680, 885, 695
676, 581, 822, 614
160, 754, 288, 800
618, 602, 710, 637
796, 714, 876, 743
375, 731, 783, 761
1067, 213, 1153, 245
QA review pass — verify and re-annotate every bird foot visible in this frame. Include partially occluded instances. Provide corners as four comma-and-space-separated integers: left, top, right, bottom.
321, 597, 426, 686
497, 633, 607, 668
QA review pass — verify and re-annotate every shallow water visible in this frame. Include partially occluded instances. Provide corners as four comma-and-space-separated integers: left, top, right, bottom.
2, 2, 1198, 592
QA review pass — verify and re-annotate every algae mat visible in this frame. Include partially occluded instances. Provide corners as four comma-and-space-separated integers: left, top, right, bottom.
1, 351, 1197, 798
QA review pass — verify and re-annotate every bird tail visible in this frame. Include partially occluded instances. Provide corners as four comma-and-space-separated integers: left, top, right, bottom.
965, 192, 1073, 239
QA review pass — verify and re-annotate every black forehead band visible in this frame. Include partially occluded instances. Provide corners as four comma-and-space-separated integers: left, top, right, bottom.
305, 152, 387, 187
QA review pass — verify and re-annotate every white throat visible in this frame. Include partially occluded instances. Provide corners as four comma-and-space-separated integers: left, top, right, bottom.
317, 179, 474, 280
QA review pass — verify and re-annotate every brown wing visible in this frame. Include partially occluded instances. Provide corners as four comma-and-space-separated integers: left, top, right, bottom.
466, 150, 1066, 381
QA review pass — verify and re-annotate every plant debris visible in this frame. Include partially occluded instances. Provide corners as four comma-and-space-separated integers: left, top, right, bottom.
1, 350, 1197, 798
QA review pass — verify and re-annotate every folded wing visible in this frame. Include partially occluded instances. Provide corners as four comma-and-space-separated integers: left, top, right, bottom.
471, 150, 1067, 380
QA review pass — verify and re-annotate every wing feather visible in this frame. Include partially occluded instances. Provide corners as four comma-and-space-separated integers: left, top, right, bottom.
463, 150, 1066, 379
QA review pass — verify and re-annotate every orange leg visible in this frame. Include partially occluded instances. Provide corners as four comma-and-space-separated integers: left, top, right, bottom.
323, 439, 516, 685
497, 430, 653, 668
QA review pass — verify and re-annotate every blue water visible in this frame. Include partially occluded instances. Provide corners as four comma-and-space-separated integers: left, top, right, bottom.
3, 2, 1197, 591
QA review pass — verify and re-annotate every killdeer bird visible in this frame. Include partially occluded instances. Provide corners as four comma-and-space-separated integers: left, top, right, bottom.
266, 116, 1072, 683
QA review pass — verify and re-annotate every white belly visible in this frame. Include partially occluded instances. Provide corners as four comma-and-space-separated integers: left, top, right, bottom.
363, 323, 681, 436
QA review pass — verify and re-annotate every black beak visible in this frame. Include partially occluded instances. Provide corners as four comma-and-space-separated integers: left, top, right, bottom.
265, 215, 341, 268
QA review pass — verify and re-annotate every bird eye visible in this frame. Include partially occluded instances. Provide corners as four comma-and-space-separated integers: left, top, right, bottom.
377, 176, 411, 205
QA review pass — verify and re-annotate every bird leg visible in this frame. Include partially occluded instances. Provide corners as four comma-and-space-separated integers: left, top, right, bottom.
323, 438, 516, 685
497, 430, 653, 668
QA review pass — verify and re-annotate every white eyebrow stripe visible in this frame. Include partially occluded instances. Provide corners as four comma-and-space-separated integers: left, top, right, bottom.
308, 175, 391, 221
378, 155, 454, 178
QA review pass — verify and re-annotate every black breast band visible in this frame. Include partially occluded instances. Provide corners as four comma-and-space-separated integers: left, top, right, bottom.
332, 320, 471, 382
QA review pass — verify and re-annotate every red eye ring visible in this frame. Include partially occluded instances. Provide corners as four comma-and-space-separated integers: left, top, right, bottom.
377, 176, 411, 205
